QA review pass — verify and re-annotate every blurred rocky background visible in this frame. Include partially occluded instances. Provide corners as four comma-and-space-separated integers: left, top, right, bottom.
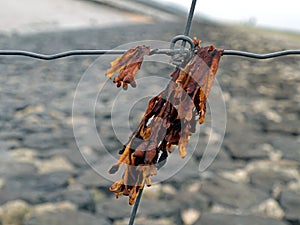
0, 0, 299, 225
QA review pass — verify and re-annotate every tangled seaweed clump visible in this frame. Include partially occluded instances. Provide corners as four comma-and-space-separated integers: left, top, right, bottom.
106, 38, 223, 205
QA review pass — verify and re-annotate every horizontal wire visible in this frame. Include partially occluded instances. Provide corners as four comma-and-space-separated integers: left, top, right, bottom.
222, 49, 300, 59
0, 49, 186, 60
0, 49, 300, 60
0, 50, 125, 60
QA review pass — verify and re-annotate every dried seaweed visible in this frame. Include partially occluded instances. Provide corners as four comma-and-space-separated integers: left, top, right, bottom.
106, 39, 223, 205
106, 45, 150, 90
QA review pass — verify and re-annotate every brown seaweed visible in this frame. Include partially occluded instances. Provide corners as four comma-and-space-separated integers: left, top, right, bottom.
106, 45, 150, 90
106, 39, 223, 205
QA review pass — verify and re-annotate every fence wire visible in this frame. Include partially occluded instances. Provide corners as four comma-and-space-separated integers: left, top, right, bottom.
1, 49, 300, 60
1, 0, 300, 225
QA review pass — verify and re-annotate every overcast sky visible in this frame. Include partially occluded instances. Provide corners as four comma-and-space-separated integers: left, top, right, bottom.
155, 0, 300, 33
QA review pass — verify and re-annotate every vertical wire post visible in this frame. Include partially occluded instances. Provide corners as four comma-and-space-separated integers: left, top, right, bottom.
182, 0, 198, 48
128, 1, 198, 224
128, 187, 144, 225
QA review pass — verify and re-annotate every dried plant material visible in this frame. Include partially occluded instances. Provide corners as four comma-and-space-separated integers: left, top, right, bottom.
105, 45, 150, 89
108, 39, 223, 205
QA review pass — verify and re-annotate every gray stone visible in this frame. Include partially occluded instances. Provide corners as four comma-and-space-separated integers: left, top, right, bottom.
262, 120, 300, 136
23, 130, 74, 150
201, 147, 246, 172
0, 189, 45, 205
1, 172, 72, 204
195, 213, 289, 225
200, 177, 269, 209
138, 199, 181, 218
0, 131, 24, 144
97, 197, 180, 220
224, 133, 269, 160
96, 198, 131, 220
115, 217, 175, 225
208, 158, 246, 172
0, 161, 37, 177
34, 148, 87, 169
249, 168, 296, 193
271, 137, 300, 164
177, 191, 209, 211
162, 158, 200, 186
46, 189, 96, 213
61, 149, 90, 168
280, 190, 300, 224
7, 172, 71, 192
0, 200, 30, 225
77, 169, 111, 189
2, 139, 20, 150
24, 211, 111, 225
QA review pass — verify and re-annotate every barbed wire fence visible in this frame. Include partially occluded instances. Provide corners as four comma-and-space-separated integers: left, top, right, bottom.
1, 0, 300, 224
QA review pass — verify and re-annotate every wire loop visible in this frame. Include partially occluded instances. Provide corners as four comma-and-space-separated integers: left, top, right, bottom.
169, 35, 195, 66
170, 35, 195, 50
